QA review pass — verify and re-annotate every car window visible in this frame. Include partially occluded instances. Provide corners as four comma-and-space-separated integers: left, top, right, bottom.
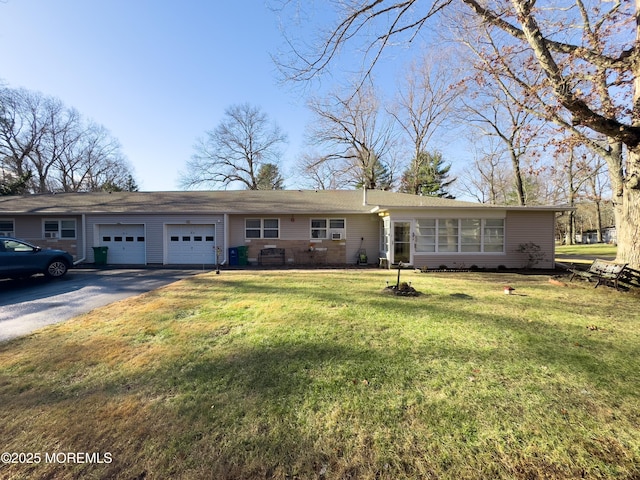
3, 240, 34, 252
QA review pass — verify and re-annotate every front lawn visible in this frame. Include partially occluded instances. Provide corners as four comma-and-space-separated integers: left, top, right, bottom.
1, 270, 638, 479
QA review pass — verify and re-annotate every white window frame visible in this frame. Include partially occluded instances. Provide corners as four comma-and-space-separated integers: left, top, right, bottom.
43, 218, 77, 239
414, 218, 504, 254
0, 219, 15, 237
311, 218, 346, 239
245, 218, 280, 239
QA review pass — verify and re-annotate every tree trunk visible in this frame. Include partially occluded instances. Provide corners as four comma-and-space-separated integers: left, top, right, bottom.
508, 147, 526, 206
594, 200, 603, 243
567, 210, 575, 245
615, 175, 640, 269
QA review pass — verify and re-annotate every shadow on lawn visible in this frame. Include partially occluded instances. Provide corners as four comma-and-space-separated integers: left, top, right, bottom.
2, 272, 639, 478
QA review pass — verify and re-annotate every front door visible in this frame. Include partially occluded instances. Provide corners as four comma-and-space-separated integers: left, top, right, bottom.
392, 221, 412, 265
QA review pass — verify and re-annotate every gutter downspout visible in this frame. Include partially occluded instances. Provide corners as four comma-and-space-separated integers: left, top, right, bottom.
73, 213, 87, 265
220, 213, 229, 265
363, 186, 367, 206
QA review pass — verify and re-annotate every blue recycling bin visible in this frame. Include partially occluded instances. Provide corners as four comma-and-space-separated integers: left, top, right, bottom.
228, 247, 239, 266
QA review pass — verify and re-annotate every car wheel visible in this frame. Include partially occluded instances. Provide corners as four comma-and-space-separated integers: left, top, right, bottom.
45, 259, 69, 278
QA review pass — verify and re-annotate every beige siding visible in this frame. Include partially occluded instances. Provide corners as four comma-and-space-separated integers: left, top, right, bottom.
343, 214, 380, 264
504, 210, 555, 268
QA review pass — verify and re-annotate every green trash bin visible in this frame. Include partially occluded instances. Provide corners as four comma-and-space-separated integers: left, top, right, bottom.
93, 246, 108, 265
237, 245, 248, 266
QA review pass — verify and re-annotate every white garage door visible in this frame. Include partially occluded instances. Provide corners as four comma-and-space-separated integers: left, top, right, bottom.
167, 224, 216, 264
98, 224, 146, 265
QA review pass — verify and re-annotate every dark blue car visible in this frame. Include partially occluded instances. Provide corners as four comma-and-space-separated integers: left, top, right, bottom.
0, 237, 74, 279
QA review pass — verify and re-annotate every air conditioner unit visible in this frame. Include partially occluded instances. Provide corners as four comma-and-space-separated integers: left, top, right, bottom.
45, 232, 59, 238
330, 230, 345, 240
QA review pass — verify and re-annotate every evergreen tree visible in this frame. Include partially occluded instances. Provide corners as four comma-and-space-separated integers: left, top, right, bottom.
0, 170, 32, 196
355, 155, 393, 190
101, 175, 139, 192
400, 151, 455, 198
255, 163, 284, 190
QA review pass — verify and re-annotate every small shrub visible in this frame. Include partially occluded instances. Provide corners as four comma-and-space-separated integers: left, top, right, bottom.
438, 264, 448, 270
517, 242, 546, 268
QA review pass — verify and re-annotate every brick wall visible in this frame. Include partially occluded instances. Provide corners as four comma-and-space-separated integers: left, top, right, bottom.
243, 239, 347, 265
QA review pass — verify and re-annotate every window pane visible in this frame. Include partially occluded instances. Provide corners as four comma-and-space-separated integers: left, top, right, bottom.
0, 221, 14, 231
483, 219, 504, 252
461, 219, 481, 252
61, 229, 75, 238
438, 219, 459, 252
311, 219, 326, 228
329, 219, 345, 229
263, 219, 279, 229
246, 219, 261, 238
311, 219, 327, 239
44, 221, 58, 232
485, 218, 503, 227
416, 237, 435, 252
415, 219, 436, 252
264, 230, 279, 238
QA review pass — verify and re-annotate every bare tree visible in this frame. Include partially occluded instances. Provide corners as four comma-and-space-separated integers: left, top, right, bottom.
458, 138, 511, 204
276, 0, 640, 269
584, 156, 610, 243
460, 82, 545, 205
305, 84, 397, 189
56, 123, 131, 192
181, 103, 288, 190
389, 51, 462, 196
295, 152, 355, 190
0, 86, 136, 193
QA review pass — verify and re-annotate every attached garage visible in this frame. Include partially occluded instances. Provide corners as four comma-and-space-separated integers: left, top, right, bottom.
166, 224, 216, 264
97, 224, 146, 265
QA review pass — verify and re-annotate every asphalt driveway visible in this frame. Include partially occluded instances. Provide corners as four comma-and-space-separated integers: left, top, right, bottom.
0, 268, 203, 343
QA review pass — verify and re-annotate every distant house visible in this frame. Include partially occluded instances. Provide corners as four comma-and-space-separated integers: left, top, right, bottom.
0, 190, 570, 269
577, 226, 617, 245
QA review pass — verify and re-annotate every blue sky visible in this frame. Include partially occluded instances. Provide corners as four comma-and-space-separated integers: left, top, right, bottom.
1, 1, 467, 192
0, 0, 321, 191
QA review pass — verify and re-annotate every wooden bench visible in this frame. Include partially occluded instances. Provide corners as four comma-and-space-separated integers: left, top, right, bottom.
568, 259, 628, 290
258, 248, 285, 266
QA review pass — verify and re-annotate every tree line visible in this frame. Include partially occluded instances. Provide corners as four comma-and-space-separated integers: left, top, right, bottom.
266, 0, 639, 269
0, 86, 138, 195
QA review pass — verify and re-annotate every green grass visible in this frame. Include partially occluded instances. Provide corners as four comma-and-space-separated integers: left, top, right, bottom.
1, 270, 639, 479
556, 243, 617, 257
